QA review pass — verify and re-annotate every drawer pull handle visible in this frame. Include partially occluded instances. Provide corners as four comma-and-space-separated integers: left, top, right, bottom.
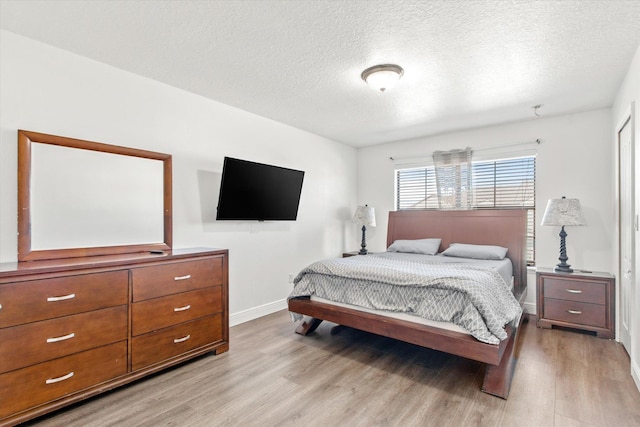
174, 304, 191, 312
46, 371, 74, 384
565, 289, 583, 294
174, 275, 191, 281
47, 293, 76, 302
567, 310, 583, 315
47, 332, 75, 343
173, 334, 191, 343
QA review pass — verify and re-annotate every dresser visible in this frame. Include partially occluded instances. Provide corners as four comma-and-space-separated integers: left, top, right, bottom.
0, 248, 228, 426
536, 268, 615, 338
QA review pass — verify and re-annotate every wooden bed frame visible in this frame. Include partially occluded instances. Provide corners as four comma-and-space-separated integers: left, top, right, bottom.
288, 209, 528, 399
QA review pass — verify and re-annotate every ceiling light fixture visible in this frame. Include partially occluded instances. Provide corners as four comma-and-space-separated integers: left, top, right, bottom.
361, 64, 404, 92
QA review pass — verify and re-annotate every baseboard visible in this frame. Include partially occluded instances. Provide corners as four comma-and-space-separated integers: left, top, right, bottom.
523, 301, 536, 315
230, 299, 287, 327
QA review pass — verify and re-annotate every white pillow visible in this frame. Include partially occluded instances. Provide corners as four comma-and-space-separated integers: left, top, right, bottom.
441, 243, 508, 260
387, 239, 441, 255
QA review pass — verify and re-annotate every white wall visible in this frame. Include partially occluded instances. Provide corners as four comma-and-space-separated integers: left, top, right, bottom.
357, 109, 614, 314
612, 43, 640, 391
0, 30, 357, 324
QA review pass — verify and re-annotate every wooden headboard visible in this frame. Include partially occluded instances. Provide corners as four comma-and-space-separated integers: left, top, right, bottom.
387, 209, 528, 299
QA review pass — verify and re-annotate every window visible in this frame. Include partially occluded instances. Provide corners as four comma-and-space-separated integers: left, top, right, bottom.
396, 155, 536, 264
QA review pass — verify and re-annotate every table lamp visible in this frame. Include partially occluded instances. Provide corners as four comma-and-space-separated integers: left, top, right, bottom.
353, 205, 376, 255
540, 196, 586, 273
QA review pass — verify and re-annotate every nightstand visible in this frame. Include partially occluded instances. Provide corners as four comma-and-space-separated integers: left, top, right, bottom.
536, 267, 615, 338
343, 251, 374, 257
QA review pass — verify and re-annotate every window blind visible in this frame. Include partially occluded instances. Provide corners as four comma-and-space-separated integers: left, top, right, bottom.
396, 155, 536, 263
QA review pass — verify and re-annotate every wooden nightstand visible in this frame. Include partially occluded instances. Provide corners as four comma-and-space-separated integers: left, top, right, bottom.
342, 251, 374, 257
536, 268, 615, 338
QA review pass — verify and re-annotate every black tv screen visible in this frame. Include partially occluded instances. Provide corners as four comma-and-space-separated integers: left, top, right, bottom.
216, 157, 305, 221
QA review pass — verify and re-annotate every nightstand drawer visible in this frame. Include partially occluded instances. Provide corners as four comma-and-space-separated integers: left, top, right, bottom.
543, 298, 606, 328
542, 277, 606, 305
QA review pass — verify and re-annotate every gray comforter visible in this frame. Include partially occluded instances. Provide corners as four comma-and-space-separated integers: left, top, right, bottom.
288, 254, 522, 344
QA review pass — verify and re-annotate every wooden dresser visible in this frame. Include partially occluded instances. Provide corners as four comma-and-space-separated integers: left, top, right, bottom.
0, 248, 228, 426
536, 267, 615, 338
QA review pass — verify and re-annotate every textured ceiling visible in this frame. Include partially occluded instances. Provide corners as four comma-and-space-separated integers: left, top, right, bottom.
1, 0, 639, 147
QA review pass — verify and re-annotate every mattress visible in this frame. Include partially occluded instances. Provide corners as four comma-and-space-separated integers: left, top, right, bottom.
371, 252, 514, 289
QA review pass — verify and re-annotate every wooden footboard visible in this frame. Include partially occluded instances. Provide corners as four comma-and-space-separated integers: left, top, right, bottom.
289, 298, 513, 366
288, 297, 523, 399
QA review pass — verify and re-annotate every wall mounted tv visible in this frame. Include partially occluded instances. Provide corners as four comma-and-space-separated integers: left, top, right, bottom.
216, 157, 305, 221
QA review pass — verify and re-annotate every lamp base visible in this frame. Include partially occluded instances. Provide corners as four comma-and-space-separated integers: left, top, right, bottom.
359, 225, 368, 255
554, 225, 573, 273
554, 264, 573, 273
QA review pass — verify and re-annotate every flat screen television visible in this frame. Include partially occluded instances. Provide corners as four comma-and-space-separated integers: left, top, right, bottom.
216, 157, 305, 221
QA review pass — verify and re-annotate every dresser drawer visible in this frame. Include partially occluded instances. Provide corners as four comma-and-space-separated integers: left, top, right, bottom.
132, 257, 222, 302
132, 286, 222, 336
131, 314, 223, 370
542, 277, 606, 305
0, 341, 127, 419
0, 270, 128, 328
0, 306, 127, 374
543, 298, 606, 328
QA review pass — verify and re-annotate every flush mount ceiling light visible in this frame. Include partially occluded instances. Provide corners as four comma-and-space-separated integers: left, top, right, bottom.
361, 64, 404, 92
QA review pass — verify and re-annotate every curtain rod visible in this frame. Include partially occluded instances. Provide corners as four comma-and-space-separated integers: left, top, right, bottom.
389, 138, 541, 161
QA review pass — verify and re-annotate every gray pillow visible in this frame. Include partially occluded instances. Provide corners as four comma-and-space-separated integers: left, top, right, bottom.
442, 243, 508, 260
387, 238, 441, 255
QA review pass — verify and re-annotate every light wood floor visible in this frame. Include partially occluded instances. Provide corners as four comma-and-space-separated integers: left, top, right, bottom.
25, 311, 640, 427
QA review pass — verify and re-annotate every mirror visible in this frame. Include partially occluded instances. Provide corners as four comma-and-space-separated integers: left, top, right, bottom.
18, 130, 172, 261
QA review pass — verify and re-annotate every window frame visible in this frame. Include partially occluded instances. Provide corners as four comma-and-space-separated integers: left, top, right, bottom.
395, 154, 536, 265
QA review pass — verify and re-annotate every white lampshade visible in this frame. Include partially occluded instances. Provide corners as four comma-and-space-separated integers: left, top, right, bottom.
353, 205, 376, 227
541, 197, 586, 227
361, 64, 404, 92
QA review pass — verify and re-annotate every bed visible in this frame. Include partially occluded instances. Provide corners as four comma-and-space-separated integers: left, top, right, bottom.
287, 209, 527, 399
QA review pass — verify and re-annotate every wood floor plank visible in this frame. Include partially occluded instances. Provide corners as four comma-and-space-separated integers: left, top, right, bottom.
22, 311, 640, 427
554, 330, 608, 425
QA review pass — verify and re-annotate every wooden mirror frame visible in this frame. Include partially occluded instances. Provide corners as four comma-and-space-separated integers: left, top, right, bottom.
17, 130, 172, 262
